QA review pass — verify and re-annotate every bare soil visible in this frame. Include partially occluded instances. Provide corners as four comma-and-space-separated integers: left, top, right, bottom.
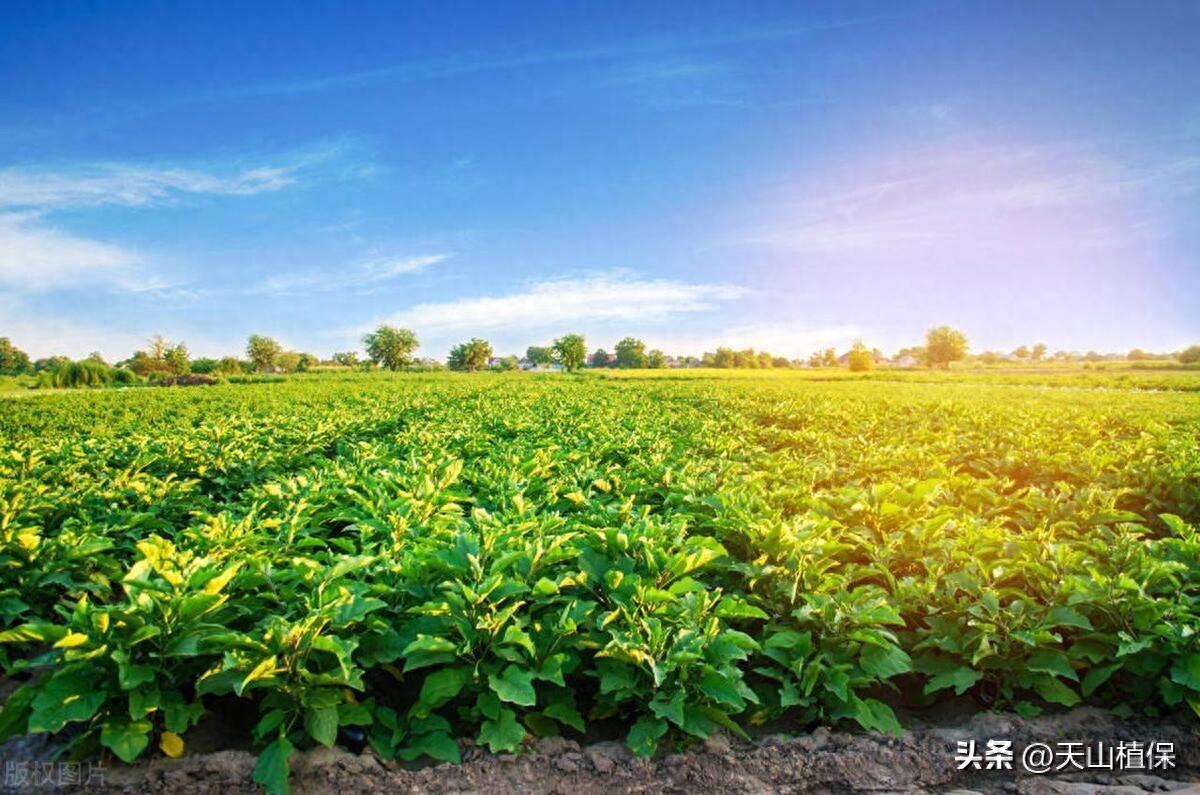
1, 708, 1197, 794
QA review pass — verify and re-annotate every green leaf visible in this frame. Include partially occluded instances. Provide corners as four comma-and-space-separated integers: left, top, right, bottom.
649, 690, 686, 727
414, 667, 471, 717
489, 665, 536, 706
1027, 650, 1079, 682
923, 666, 983, 696
304, 706, 338, 748
542, 702, 585, 733
478, 707, 525, 753
101, 719, 152, 763
399, 732, 461, 763
627, 716, 668, 757
253, 736, 295, 795
1169, 654, 1200, 692
850, 697, 902, 735
698, 670, 744, 708
1044, 606, 1092, 631
401, 635, 457, 673
1032, 675, 1080, 707
714, 597, 769, 621
1082, 663, 1121, 697
859, 644, 912, 680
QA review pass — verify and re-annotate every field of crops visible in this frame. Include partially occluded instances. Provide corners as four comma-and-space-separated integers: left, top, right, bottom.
1, 371, 1198, 793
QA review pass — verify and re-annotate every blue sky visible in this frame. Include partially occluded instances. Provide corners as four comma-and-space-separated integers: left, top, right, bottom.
1, 0, 1197, 360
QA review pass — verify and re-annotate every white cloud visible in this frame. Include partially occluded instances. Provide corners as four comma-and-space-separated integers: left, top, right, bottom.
366, 272, 749, 336
740, 144, 1200, 257
0, 213, 142, 291
248, 254, 449, 295
0, 163, 295, 211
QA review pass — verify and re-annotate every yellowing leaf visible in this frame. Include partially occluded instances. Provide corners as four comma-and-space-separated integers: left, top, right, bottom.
160, 732, 184, 758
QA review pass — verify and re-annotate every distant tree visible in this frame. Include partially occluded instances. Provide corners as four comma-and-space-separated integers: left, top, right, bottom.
700, 352, 717, 367
771, 356, 790, 368
822, 348, 837, 367
448, 338, 493, 371
1031, 343, 1047, 361
978, 351, 1001, 365
85, 351, 108, 366
647, 349, 666, 369
552, 334, 586, 372
276, 351, 302, 373
589, 348, 610, 368
215, 356, 245, 375
713, 347, 736, 368
847, 341, 874, 372
34, 355, 70, 373
1084, 350, 1103, 362
164, 343, 190, 374
297, 353, 318, 372
492, 355, 519, 371
1127, 348, 1147, 361
1179, 345, 1200, 364
247, 335, 283, 373
1013, 345, 1030, 359
807, 351, 823, 368
526, 346, 554, 366
614, 337, 648, 369
332, 351, 359, 367
190, 357, 218, 374
363, 325, 419, 370
757, 351, 774, 368
0, 337, 31, 374
148, 335, 170, 360
924, 326, 968, 368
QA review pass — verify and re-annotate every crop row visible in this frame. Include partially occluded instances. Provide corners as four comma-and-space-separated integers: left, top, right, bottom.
0, 374, 1198, 793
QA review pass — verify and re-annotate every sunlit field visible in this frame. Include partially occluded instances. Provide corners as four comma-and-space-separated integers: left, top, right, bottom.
1, 370, 1197, 790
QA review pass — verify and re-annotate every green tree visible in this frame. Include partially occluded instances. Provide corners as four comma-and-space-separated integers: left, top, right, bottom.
448, 338, 493, 371
614, 337, 648, 369
526, 346, 554, 366
552, 334, 586, 372
589, 348, 610, 368
331, 351, 359, 367
247, 335, 283, 373
924, 326, 968, 369
215, 356, 245, 375
1013, 345, 1030, 359
164, 343, 190, 375
847, 341, 874, 372
712, 347, 735, 368
647, 349, 666, 369
821, 348, 837, 367
276, 351, 302, 373
1179, 345, 1200, 364
363, 326, 419, 370
492, 355, 518, 371
0, 337, 32, 374
1031, 343, 1047, 361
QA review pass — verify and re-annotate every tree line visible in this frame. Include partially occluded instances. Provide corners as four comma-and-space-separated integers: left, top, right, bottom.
2, 325, 1198, 386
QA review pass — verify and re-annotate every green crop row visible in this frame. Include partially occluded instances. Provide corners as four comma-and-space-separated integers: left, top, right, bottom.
1, 373, 1198, 793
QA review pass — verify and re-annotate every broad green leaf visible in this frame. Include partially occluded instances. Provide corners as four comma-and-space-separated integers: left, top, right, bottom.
489, 665, 536, 706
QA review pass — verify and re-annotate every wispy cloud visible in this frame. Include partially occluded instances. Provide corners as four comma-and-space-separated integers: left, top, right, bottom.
361, 271, 749, 337
0, 212, 143, 291
0, 141, 362, 293
739, 143, 1200, 257
221, 16, 897, 99
0, 164, 294, 211
246, 253, 450, 295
